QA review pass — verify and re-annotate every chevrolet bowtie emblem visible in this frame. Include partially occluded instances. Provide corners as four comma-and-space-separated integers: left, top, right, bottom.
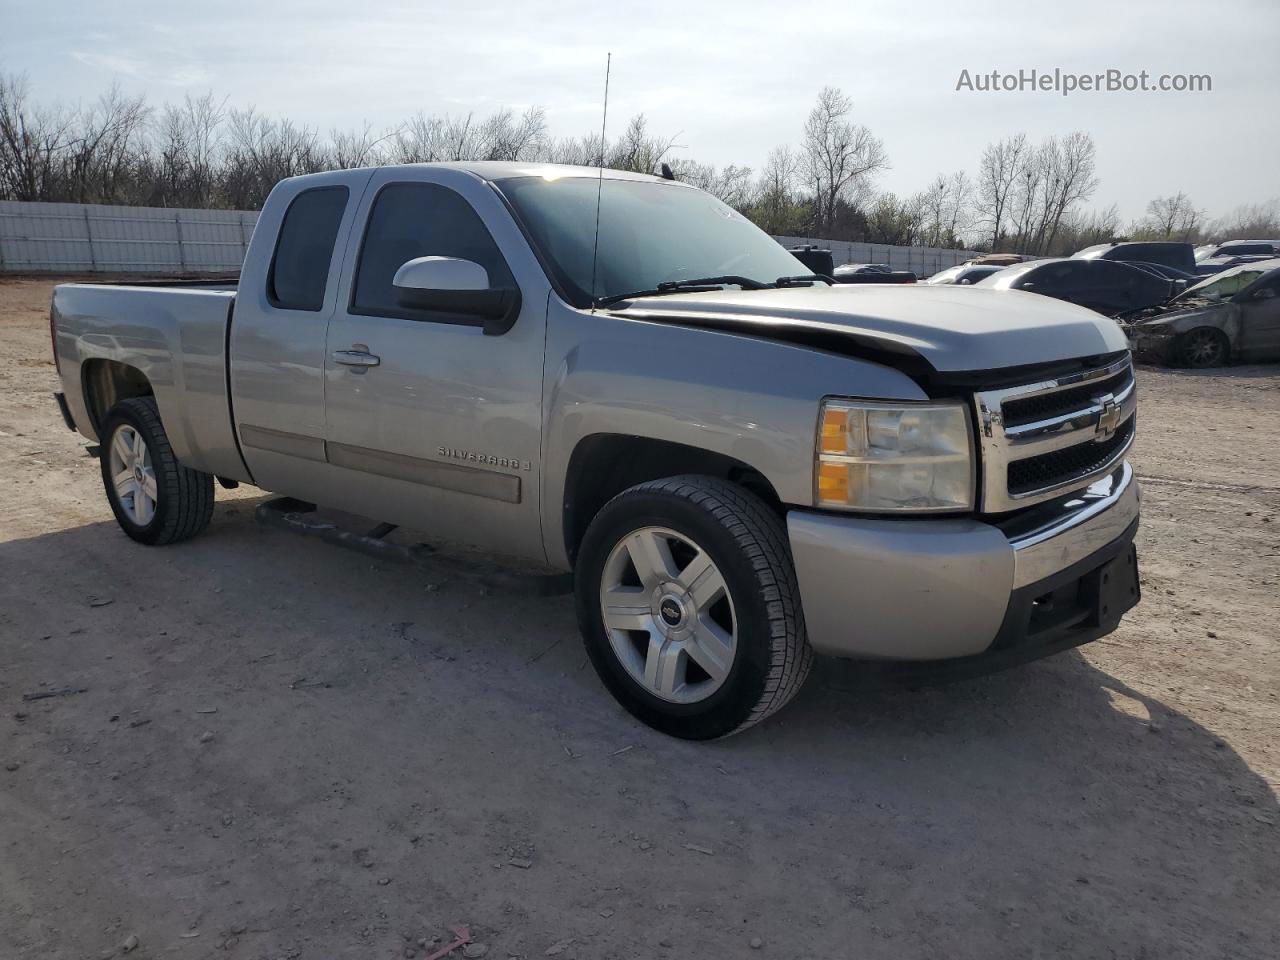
1095, 395, 1121, 440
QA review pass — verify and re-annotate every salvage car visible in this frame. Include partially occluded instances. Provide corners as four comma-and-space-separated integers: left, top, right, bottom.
1074, 241, 1197, 274
832, 263, 917, 283
1196, 239, 1279, 261
1125, 258, 1280, 367
922, 263, 1004, 285
977, 257, 1174, 317
50, 162, 1142, 739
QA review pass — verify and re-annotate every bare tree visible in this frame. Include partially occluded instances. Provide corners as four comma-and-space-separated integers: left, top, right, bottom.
752, 145, 803, 234
801, 87, 887, 235
975, 133, 1027, 250
0, 72, 76, 201
1206, 200, 1280, 239
1138, 192, 1202, 240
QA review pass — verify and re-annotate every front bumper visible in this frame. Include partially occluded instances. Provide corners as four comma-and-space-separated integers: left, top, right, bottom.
1126, 329, 1175, 363
787, 463, 1140, 661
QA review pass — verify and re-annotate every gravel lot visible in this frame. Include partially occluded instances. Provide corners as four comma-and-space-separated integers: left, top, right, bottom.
2, 276, 1277, 960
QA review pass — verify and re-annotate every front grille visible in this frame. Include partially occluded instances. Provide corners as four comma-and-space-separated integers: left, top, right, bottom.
973, 355, 1137, 513
1007, 418, 1135, 496
1002, 366, 1133, 428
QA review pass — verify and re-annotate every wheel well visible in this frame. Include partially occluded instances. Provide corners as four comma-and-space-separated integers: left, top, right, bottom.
562, 434, 783, 564
82, 360, 153, 437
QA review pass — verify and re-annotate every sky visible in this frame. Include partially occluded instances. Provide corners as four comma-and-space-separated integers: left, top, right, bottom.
2, 0, 1277, 222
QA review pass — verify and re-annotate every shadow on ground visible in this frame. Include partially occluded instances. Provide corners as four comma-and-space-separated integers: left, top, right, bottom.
2, 502, 1276, 959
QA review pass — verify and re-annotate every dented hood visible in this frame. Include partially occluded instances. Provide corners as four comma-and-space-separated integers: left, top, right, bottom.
609, 284, 1128, 372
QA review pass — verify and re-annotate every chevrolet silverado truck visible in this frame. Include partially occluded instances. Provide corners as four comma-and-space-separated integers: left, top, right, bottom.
50, 162, 1141, 739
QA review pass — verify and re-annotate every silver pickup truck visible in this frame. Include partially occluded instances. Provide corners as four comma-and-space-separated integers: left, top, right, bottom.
50, 162, 1141, 739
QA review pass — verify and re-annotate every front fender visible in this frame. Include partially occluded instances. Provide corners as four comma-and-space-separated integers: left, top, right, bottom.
539, 301, 929, 568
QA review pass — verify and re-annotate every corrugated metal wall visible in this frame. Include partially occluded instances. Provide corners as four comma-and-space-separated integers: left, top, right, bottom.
772, 236, 979, 276
0, 200, 258, 273
0, 200, 977, 277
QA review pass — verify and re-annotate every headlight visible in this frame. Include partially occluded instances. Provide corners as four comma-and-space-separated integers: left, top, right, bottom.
816, 399, 975, 512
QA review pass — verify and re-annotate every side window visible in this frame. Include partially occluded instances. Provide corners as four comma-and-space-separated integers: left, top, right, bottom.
268, 186, 349, 311
1030, 262, 1076, 293
352, 182, 515, 321
1223, 243, 1271, 257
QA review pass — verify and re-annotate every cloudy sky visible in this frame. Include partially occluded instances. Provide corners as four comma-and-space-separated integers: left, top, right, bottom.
2, 0, 1276, 221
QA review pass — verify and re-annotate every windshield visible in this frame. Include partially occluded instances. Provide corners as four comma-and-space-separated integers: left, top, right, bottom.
496, 176, 806, 306
1179, 267, 1268, 301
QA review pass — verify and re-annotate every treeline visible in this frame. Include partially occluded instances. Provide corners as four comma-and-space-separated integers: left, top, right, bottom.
2, 72, 1275, 254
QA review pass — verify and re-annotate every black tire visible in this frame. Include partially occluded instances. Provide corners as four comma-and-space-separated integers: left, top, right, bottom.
1174, 327, 1230, 368
574, 475, 812, 739
99, 397, 214, 545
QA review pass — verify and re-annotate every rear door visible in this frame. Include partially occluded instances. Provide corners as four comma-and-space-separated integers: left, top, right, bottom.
229, 170, 372, 496
320, 167, 552, 561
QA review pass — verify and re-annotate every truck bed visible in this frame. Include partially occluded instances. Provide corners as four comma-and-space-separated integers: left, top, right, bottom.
51, 282, 249, 482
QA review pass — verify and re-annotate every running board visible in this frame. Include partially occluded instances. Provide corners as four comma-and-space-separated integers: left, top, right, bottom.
254, 498, 572, 597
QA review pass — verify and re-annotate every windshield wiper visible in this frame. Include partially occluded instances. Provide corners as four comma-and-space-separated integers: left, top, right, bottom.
774, 274, 835, 287
595, 275, 769, 308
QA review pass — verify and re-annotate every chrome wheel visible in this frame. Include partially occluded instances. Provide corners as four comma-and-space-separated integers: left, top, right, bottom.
108, 424, 157, 526
598, 526, 737, 704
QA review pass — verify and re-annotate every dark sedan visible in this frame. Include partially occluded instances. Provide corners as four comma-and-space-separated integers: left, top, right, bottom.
977, 257, 1175, 317
832, 263, 917, 284
922, 263, 1005, 285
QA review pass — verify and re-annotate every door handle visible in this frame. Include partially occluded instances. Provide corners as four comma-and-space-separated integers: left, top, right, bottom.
332, 349, 381, 368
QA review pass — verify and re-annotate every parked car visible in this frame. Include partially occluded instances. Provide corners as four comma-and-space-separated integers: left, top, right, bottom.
785, 245, 835, 276
1125, 258, 1280, 367
50, 161, 1141, 739
832, 263, 916, 283
1073, 241, 1197, 275
922, 264, 1005, 285
970, 253, 1033, 267
1124, 261, 1200, 293
1195, 239, 1279, 261
1194, 253, 1275, 277
977, 257, 1175, 317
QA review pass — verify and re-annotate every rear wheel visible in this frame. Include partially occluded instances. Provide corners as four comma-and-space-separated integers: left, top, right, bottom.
1175, 327, 1229, 368
575, 475, 812, 739
100, 397, 214, 545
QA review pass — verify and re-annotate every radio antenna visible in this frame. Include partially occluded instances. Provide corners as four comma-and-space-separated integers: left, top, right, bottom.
589, 52, 612, 313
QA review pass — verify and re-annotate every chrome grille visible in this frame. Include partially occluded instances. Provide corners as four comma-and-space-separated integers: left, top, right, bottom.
974, 356, 1136, 513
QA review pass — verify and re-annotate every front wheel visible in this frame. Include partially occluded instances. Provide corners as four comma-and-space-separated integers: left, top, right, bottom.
100, 397, 214, 545
575, 476, 812, 739
1175, 327, 1230, 368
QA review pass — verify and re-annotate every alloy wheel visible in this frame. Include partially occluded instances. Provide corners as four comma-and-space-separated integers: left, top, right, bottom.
108, 424, 158, 526
598, 526, 737, 704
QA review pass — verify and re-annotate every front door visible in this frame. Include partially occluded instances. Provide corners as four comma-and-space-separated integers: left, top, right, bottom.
1237, 275, 1280, 360
321, 168, 550, 562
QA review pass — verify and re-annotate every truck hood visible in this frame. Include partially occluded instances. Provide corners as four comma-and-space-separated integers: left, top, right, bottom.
608, 284, 1128, 373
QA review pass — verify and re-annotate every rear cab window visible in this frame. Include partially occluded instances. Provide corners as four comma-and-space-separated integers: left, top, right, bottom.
267, 186, 350, 311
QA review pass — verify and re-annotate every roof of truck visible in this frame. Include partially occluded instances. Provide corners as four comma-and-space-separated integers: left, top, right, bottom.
402, 161, 670, 183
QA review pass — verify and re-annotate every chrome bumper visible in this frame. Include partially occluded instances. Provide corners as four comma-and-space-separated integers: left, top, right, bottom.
787, 463, 1139, 660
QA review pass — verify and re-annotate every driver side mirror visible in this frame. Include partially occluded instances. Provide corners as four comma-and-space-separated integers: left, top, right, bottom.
1253, 287, 1276, 300
393, 257, 522, 336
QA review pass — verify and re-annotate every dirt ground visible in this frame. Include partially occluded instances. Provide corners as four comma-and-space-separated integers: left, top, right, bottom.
1, 276, 1277, 960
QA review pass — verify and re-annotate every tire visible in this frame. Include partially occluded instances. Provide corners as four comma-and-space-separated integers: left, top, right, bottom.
99, 397, 214, 545
574, 475, 812, 739
1174, 327, 1230, 368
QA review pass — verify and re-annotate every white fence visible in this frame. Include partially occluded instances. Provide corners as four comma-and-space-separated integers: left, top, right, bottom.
0, 200, 257, 274
0, 200, 977, 277
773, 236, 979, 277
